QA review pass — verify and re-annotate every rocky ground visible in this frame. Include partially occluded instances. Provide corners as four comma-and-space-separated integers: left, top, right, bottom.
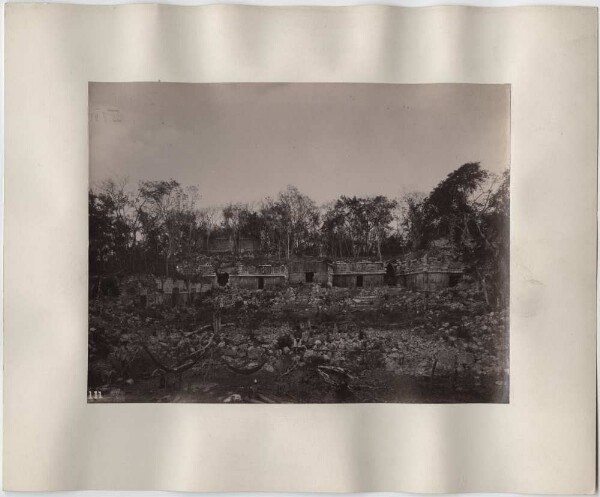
88, 283, 509, 403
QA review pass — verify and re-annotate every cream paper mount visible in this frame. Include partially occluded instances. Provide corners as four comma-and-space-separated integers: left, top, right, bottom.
4, 4, 598, 493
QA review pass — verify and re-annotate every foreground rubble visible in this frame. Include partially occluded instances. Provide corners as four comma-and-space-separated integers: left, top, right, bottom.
88, 283, 509, 403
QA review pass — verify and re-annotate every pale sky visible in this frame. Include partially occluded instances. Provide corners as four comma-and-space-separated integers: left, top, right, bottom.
89, 83, 510, 206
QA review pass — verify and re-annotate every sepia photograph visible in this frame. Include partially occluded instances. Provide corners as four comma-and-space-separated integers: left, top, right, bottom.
88, 83, 509, 403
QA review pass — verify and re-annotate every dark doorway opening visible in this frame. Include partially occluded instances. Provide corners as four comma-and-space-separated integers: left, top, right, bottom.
356, 275, 364, 288
139, 295, 147, 307
217, 272, 229, 287
305, 271, 314, 283
172, 287, 179, 307
449, 274, 461, 287
385, 263, 396, 286
258, 277, 265, 289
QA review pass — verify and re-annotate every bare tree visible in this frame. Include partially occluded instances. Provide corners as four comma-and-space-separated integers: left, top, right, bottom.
197, 206, 221, 251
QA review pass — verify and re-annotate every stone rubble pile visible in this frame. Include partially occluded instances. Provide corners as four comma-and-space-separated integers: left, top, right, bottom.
89, 283, 509, 398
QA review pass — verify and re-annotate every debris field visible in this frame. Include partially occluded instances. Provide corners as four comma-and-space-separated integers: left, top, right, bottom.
88, 283, 509, 403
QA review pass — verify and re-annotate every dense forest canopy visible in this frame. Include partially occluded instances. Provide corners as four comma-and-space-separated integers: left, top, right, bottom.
90, 162, 509, 303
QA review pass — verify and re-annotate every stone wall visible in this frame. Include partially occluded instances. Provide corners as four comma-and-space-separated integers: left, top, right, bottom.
207, 237, 259, 254
332, 261, 385, 274
288, 260, 332, 285
389, 255, 464, 292
207, 237, 233, 253
331, 261, 385, 288
332, 273, 385, 288
404, 272, 451, 292
229, 275, 286, 290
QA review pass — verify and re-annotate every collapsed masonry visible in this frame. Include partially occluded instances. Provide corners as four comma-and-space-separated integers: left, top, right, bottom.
120, 263, 217, 307
387, 255, 464, 292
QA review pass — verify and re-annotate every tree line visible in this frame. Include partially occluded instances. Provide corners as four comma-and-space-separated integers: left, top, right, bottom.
90, 162, 509, 303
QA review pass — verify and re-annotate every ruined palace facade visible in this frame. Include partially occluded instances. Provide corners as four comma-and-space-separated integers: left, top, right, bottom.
288, 260, 332, 285
122, 268, 218, 308
388, 256, 463, 292
206, 237, 260, 254
331, 261, 386, 288
226, 263, 287, 290
121, 255, 465, 304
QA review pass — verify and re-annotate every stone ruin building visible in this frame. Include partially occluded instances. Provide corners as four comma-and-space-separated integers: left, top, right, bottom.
118, 253, 465, 306
221, 263, 287, 290
120, 263, 218, 307
288, 260, 332, 286
207, 237, 260, 255
387, 255, 464, 292
331, 261, 386, 288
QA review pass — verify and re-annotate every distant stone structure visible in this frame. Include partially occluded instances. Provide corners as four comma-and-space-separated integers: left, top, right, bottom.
121, 262, 218, 307
388, 255, 463, 292
226, 263, 287, 290
121, 255, 461, 298
207, 237, 232, 253
331, 261, 386, 288
120, 275, 162, 306
154, 271, 218, 306
288, 260, 332, 286
159, 277, 192, 306
207, 237, 259, 254
238, 238, 260, 253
